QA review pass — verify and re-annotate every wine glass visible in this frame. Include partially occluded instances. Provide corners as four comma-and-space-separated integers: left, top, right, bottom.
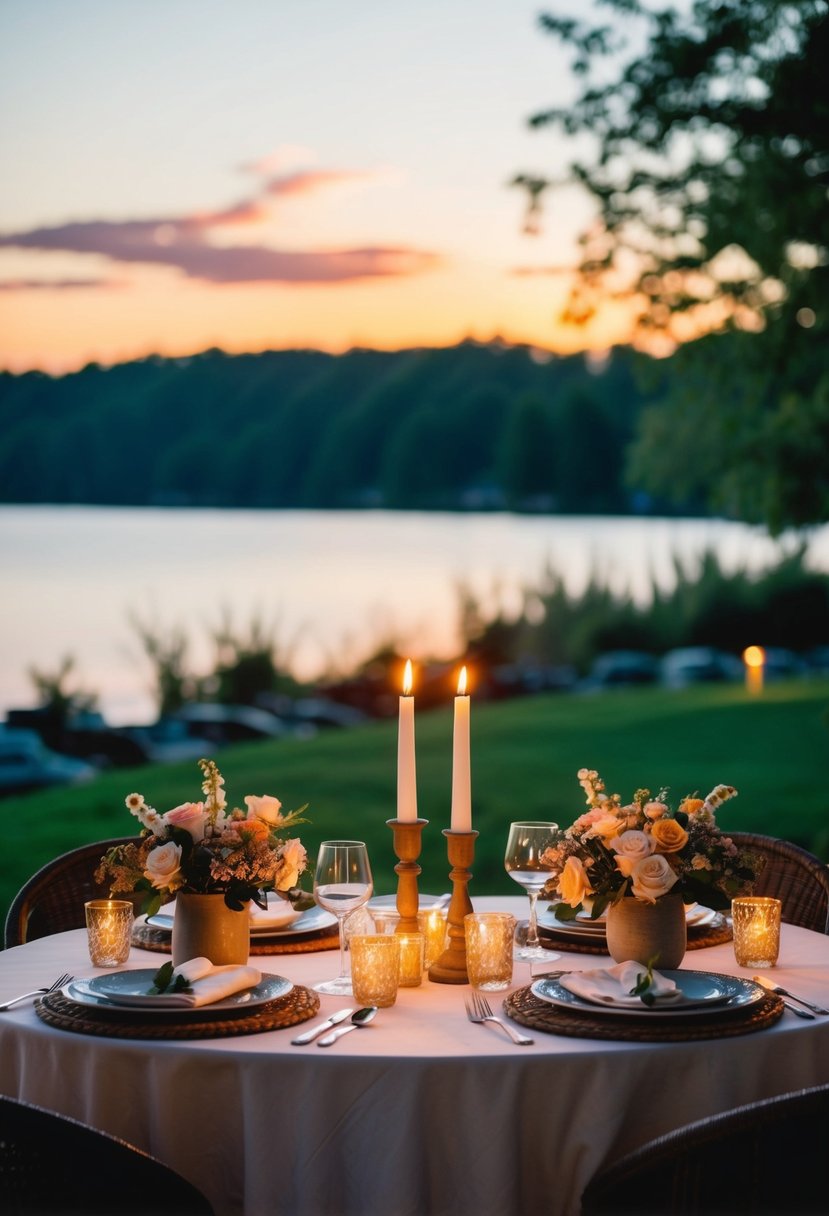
313, 840, 374, 995
504, 820, 560, 960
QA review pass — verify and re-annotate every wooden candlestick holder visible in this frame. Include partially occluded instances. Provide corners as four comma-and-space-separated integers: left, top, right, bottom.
386, 817, 428, 933
428, 828, 478, 984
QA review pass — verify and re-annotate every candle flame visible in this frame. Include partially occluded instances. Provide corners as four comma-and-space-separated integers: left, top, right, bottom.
403, 658, 413, 696
457, 665, 468, 696
743, 645, 766, 669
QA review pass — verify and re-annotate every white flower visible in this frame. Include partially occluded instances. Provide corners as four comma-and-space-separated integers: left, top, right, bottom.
274, 838, 307, 890
125, 792, 165, 837
143, 841, 183, 891
630, 854, 679, 902
244, 794, 284, 827
610, 830, 654, 877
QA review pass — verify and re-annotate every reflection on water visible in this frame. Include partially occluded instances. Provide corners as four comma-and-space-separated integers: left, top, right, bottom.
2, 506, 826, 724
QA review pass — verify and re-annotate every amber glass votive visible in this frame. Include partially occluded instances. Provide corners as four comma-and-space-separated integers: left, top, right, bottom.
732, 896, 781, 967
464, 912, 516, 991
85, 899, 133, 967
350, 934, 401, 1007
396, 932, 425, 986
418, 909, 448, 970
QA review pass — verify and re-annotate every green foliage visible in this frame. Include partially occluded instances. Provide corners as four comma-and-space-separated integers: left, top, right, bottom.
0, 343, 650, 515
464, 545, 829, 674
2, 680, 827, 932
520, 0, 829, 533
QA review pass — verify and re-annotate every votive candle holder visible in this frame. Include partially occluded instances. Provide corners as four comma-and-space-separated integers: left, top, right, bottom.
396, 932, 425, 986
464, 912, 516, 991
731, 896, 781, 968
418, 909, 448, 970
350, 934, 401, 1007
85, 899, 134, 967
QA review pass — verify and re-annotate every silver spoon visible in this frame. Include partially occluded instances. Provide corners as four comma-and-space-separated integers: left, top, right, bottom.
291, 1007, 355, 1045
317, 1006, 378, 1046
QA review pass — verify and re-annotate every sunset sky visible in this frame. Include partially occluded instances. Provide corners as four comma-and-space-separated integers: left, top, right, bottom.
0, 0, 638, 374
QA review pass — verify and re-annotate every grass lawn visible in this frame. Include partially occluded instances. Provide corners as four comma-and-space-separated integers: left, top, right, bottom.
2, 679, 827, 933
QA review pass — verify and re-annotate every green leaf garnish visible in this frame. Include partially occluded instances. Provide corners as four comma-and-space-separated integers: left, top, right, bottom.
148, 960, 193, 995
628, 955, 659, 1007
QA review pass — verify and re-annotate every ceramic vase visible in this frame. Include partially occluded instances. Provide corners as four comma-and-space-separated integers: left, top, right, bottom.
171, 892, 250, 966
605, 892, 687, 969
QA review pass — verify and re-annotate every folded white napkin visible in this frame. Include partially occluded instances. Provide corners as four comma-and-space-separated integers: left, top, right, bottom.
103, 958, 262, 1009
560, 961, 682, 1008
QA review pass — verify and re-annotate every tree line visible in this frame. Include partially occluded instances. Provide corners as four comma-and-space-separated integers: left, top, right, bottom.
0, 341, 686, 516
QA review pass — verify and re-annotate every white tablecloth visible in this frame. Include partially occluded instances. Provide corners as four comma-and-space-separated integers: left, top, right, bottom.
2, 896, 828, 1216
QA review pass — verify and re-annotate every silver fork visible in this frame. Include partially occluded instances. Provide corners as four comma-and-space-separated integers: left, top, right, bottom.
464, 990, 534, 1045
0, 972, 72, 1012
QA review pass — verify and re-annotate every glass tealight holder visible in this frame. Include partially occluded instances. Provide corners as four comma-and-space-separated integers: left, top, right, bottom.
85, 899, 134, 967
731, 896, 781, 967
418, 908, 448, 970
396, 932, 425, 987
464, 912, 516, 991
350, 934, 401, 1007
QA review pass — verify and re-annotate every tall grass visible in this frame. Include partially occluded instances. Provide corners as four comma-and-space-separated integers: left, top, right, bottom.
2, 680, 827, 933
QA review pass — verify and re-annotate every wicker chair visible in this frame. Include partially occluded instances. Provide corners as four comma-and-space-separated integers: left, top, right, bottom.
581, 1082, 829, 1216
0, 1094, 213, 1214
3, 837, 140, 949
729, 832, 829, 934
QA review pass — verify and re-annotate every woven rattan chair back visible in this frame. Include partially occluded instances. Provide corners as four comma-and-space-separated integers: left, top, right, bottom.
729, 832, 829, 934
0, 1094, 214, 1214
581, 1082, 829, 1215
3, 837, 139, 949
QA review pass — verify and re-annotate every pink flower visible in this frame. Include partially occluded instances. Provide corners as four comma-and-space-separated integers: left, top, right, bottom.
164, 801, 207, 842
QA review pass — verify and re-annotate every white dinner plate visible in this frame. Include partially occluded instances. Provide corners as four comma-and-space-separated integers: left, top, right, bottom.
531, 971, 765, 1019
65, 971, 292, 1014
538, 904, 723, 941
146, 903, 337, 938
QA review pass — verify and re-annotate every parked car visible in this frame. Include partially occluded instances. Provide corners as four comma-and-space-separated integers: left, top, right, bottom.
0, 727, 97, 797
582, 651, 659, 690
660, 647, 743, 689
169, 703, 288, 746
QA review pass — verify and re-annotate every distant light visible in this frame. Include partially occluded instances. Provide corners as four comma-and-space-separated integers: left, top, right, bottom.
796, 307, 816, 329
742, 646, 766, 669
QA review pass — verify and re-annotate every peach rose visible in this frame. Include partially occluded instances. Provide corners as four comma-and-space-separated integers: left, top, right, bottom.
610, 829, 654, 877
630, 854, 679, 903
144, 841, 183, 890
164, 801, 207, 841
587, 813, 623, 841
558, 855, 594, 908
245, 794, 284, 827
649, 818, 689, 854
643, 800, 668, 820
679, 798, 704, 816
274, 837, 307, 890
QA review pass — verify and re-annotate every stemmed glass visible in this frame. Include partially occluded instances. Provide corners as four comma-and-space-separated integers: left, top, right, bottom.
504, 820, 560, 960
313, 840, 374, 995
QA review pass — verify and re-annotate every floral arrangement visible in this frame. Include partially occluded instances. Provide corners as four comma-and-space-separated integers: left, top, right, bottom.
542, 768, 762, 917
96, 758, 308, 915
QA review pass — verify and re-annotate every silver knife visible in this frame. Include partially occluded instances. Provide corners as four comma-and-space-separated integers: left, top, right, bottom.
753, 976, 829, 1015
291, 1007, 354, 1045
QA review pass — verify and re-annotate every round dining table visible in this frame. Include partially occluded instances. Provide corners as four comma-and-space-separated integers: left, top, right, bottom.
1, 895, 828, 1216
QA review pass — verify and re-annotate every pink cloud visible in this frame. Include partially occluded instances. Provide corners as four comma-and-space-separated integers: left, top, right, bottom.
0, 218, 441, 284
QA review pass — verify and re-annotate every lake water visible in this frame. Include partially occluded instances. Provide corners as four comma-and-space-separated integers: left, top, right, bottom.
2, 505, 827, 724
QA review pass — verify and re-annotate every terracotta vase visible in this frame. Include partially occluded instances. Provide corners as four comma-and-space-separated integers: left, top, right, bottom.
605, 892, 687, 969
171, 892, 250, 967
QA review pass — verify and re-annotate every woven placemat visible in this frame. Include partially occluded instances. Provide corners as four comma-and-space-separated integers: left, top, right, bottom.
536, 919, 733, 956
34, 983, 320, 1040
503, 976, 784, 1042
131, 922, 340, 956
